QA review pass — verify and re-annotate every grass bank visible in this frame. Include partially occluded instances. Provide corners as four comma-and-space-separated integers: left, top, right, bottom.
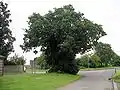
112, 71, 120, 82
0, 73, 80, 90
112, 71, 120, 90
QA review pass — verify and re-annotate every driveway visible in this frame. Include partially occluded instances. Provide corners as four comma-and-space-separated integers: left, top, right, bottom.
58, 69, 114, 90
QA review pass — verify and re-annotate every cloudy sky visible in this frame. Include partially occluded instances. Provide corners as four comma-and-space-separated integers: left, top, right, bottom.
3, 0, 120, 64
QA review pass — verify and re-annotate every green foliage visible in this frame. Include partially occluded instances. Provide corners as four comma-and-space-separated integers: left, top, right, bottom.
5, 54, 26, 65
21, 4, 106, 74
34, 53, 50, 69
90, 54, 101, 68
112, 54, 120, 66
77, 42, 120, 68
0, 1, 15, 59
76, 55, 89, 68
76, 54, 101, 68
95, 42, 116, 67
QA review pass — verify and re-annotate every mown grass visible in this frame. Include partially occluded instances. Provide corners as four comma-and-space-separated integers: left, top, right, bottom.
0, 73, 80, 90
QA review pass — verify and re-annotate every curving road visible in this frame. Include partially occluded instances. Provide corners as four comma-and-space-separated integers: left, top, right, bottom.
58, 69, 114, 90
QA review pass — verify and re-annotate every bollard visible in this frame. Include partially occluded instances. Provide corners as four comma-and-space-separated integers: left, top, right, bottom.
115, 68, 117, 74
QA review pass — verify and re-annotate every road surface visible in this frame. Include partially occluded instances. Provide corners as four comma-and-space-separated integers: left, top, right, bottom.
58, 69, 114, 90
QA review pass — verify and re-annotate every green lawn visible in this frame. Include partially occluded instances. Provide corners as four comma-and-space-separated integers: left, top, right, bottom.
0, 73, 80, 90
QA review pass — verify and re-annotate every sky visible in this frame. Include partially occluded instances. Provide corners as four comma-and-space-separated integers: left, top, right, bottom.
2, 0, 120, 64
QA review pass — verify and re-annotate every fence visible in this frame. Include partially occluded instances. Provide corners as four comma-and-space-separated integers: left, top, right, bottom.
28, 60, 48, 74
4, 65, 24, 74
0, 55, 4, 76
0, 55, 25, 75
25, 64, 48, 74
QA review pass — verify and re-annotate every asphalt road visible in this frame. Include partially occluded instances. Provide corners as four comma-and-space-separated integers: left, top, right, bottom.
58, 69, 114, 90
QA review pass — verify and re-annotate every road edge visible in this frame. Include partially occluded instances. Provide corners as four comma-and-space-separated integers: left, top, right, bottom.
112, 69, 118, 90
112, 80, 118, 90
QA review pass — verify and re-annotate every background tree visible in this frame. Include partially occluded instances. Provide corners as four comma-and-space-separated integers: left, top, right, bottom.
34, 53, 49, 69
76, 54, 101, 68
0, 1, 15, 60
90, 54, 101, 68
21, 5, 106, 74
76, 54, 89, 68
5, 54, 26, 65
111, 54, 120, 66
95, 42, 115, 67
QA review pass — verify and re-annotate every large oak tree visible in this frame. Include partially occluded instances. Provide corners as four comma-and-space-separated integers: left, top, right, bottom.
21, 5, 106, 74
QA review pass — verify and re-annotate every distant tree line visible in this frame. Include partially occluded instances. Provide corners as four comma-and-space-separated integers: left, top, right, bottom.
76, 42, 120, 68
4, 54, 26, 65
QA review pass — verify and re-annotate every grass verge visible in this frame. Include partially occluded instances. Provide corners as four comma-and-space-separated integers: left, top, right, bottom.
0, 73, 80, 90
80, 67, 115, 71
112, 71, 120, 90
112, 71, 120, 83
